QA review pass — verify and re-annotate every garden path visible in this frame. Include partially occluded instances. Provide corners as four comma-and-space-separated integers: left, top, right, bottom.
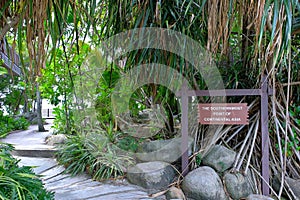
1, 120, 156, 200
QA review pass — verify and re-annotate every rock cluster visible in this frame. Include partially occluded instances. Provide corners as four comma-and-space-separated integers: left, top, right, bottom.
126, 143, 276, 200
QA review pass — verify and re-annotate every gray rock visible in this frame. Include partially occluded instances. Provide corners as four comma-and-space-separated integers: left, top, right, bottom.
271, 174, 280, 193
182, 166, 227, 200
15, 112, 38, 124
45, 134, 67, 146
246, 194, 274, 200
127, 161, 176, 190
24, 112, 38, 121
137, 137, 193, 163
286, 177, 300, 199
30, 117, 39, 124
224, 172, 253, 199
165, 186, 185, 200
273, 175, 300, 199
202, 145, 236, 173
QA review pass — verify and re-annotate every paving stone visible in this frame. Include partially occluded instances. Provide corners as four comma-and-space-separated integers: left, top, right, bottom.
40, 165, 65, 180
44, 173, 70, 184
45, 175, 90, 190
12, 149, 56, 157
2, 123, 56, 157
87, 191, 149, 200
68, 179, 103, 188
54, 185, 147, 200
15, 156, 57, 174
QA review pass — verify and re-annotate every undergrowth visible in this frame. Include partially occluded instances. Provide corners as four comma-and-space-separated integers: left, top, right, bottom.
0, 143, 54, 200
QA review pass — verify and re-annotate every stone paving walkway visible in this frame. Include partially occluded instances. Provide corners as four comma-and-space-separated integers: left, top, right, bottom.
1, 121, 157, 200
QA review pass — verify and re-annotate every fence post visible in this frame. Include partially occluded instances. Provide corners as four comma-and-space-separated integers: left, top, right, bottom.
261, 74, 270, 195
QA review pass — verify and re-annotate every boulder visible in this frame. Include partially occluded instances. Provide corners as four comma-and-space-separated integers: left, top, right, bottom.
30, 117, 39, 125
246, 194, 274, 200
127, 161, 176, 190
286, 177, 300, 199
24, 112, 37, 121
272, 175, 300, 199
165, 186, 185, 200
137, 137, 194, 163
202, 145, 236, 173
224, 172, 253, 199
45, 134, 67, 146
182, 166, 227, 200
15, 112, 38, 124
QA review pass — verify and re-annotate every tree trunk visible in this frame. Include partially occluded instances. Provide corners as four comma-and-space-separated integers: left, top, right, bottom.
23, 93, 28, 113
36, 83, 45, 132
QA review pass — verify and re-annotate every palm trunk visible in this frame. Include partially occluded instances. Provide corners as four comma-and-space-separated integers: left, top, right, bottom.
36, 83, 45, 132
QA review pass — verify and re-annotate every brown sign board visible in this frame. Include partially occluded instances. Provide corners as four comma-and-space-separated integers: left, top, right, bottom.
198, 103, 249, 125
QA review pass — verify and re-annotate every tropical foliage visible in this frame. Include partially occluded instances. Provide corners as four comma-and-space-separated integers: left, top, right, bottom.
0, 111, 29, 139
56, 129, 134, 181
1, 0, 300, 198
0, 143, 54, 200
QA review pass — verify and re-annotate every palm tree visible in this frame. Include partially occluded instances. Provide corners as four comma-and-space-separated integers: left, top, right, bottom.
93, 1, 300, 198
1, 0, 300, 198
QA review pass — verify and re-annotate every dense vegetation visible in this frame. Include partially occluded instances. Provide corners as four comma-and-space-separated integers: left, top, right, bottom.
0, 143, 54, 200
0, 112, 29, 138
0, 0, 300, 199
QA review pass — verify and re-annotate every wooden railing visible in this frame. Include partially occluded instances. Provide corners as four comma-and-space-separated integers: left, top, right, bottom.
0, 39, 21, 76
0, 51, 21, 75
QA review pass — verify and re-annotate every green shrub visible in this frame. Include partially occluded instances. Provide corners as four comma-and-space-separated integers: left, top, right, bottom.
116, 136, 140, 153
0, 143, 54, 200
12, 117, 30, 130
52, 107, 75, 134
56, 135, 94, 175
56, 131, 134, 181
0, 113, 30, 138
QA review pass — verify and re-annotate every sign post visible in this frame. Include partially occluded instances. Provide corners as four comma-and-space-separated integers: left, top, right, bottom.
198, 103, 248, 125
180, 81, 189, 176
179, 74, 272, 195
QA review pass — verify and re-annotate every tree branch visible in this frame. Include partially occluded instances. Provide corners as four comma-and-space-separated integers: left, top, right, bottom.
0, 15, 20, 41
282, 81, 300, 87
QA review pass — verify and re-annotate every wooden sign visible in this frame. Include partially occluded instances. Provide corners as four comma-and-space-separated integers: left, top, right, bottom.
198, 103, 248, 125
